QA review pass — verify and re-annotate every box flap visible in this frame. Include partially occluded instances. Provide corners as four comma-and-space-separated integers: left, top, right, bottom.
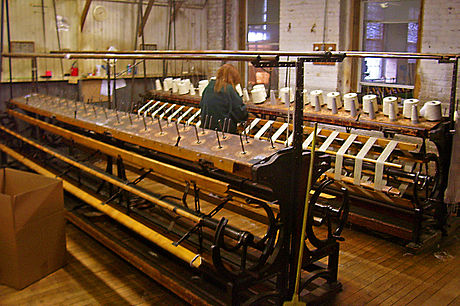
3, 168, 61, 197
13, 181, 63, 232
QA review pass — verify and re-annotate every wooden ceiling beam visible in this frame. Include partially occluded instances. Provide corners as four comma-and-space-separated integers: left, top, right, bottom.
138, 0, 154, 37
80, 0, 92, 32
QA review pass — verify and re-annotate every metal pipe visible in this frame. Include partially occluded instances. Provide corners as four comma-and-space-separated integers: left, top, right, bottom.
3, 52, 278, 62
0, 143, 203, 268
48, 50, 460, 60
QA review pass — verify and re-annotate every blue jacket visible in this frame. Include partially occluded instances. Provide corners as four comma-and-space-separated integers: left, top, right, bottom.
199, 80, 248, 134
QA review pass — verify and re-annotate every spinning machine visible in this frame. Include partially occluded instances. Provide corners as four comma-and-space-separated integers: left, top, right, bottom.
1, 89, 348, 304
0, 50, 457, 304
143, 51, 459, 248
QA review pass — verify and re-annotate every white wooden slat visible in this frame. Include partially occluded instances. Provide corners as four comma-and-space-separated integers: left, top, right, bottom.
254, 120, 274, 140
271, 123, 288, 143
334, 134, 358, 181
168, 106, 185, 123
187, 109, 201, 126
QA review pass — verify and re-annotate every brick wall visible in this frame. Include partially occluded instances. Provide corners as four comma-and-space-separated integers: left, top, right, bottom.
417, 1, 459, 105
206, 0, 457, 104
279, 0, 342, 93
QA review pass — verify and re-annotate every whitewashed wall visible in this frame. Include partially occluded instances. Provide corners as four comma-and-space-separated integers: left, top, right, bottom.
1, 0, 207, 81
417, 0, 460, 104
279, 0, 342, 93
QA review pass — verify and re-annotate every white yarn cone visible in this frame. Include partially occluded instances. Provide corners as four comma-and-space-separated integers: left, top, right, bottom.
270, 90, 276, 105
383, 96, 398, 116
243, 88, 250, 103
350, 99, 357, 117
411, 104, 419, 124
362, 95, 378, 114
388, 102, 397, 121
155, 79, 162, 91
344, 93, 358, 111
326, 92, 342, 109
368, 100, 376, 119
403, 98, 419, 118
330, 97, 338, 114
420, 101, 442, 121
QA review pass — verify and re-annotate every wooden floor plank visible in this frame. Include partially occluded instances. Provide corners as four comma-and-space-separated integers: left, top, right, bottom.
0, 224, 185, 306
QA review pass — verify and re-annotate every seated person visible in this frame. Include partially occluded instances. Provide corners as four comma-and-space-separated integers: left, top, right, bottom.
200, 64, 248, 134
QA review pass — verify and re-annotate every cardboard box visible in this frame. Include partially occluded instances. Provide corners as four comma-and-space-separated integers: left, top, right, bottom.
0, 168, 66, 289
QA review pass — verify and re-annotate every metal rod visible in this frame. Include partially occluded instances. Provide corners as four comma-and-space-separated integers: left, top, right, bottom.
157, 117, 163, 134
222, 118, 228, 138
202, 114, 208, 134
142, 116, 148, 130
449, 58, 458, 131
102, 107, 108, 119
46, 50, 459, 60
107, 60, 112, 109
3, 52, 279, 61
127, 112, 133, 125
215, 128, 222, 149
193, 125, 200, 144
239, 132, 246, 154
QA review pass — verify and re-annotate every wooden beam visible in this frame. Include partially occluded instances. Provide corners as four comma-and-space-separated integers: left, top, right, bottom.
138, 0, 154, 37
80, 0, 92, 32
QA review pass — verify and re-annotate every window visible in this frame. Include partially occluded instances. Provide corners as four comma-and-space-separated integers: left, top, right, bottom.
246, 0, 280, 89
361, 0, 421, 86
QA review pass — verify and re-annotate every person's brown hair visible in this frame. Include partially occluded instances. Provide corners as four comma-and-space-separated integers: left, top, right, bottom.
214, 64, 241, 93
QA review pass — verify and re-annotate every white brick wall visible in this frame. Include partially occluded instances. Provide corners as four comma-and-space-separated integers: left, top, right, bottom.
205, 0, 458, 104
279, 0, 341, 93
418, 0, 460, 105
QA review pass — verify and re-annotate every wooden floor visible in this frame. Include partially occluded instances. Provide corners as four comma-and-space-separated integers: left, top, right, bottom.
0, 221, 458, 305
0, 224, 185, 306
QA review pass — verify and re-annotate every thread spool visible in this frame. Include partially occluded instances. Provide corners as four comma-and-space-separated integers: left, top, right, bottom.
279, 87, 294, 103
362, 94, 378, 114
310, 90, 324, 110
420, 101, 442, 121
411, 104, 419, 124
343, 93, 358, 111
178, 81, 189, 95
251, 87, 266, 104
235, 83, 243, 96
155, 79, 162, 91
326, 92, 342, 110
403, 98, 419, 118
368, 99, 376, 119
303, 89, 309, 105
349, 98, 357, 117
198, 80, 209, 96
183, 79, 191, 89
388, 101, 397, 121
163, 78, 173, 91
383, 96, 398, 116
243, 88, 250, 103
270, 89, 276, 105
172, 78, 181, 93
253, 84, 267, 98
